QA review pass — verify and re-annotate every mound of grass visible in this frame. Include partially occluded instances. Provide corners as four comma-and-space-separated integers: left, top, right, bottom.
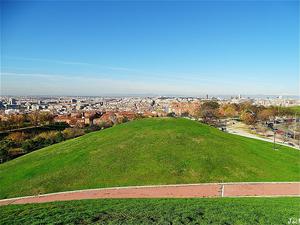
1, 198, 299, 225
0, 118, 299, 198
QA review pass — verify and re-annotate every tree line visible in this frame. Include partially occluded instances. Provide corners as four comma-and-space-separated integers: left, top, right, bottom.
195, 101, 297, 125
0, 111, 54, 131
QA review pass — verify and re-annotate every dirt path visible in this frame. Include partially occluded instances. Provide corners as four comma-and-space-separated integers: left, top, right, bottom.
0, 182, 299, 206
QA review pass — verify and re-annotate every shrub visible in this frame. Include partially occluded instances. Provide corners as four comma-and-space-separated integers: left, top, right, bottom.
7, 132, 27, 143
0, 140, 14, 162
167, 112, 176, 117
62, 128, 85, 139
55, 132, 65, 142
21, 139, 35, 152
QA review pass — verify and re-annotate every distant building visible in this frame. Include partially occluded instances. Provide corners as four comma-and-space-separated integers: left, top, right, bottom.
0, 101, 5, 109
31, 105, 41, 111
9, 98, 17, 105
5, 109, 20, 114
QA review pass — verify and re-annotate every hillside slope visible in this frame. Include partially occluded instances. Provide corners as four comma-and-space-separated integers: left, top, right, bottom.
0, 118, 299, 198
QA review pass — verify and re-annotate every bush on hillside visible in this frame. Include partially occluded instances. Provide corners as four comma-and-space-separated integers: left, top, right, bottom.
167, 112, 176, 117
62, 128, 85, 139
85, 125, 101, 133
0, 140, 14, 162
7, 132, 27, 143
21, 131, 65, 153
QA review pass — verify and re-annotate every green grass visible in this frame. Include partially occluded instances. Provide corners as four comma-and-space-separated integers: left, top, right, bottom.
289, 106, 300, 113
1, 198, 299, 225
0, 118, 299, 199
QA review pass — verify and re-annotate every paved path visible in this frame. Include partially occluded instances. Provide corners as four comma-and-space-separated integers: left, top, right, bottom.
0, 182, 299, 206
226, 127, 299, 150
0, 125, 43, 134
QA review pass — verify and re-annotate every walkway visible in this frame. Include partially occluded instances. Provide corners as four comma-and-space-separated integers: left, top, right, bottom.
0, 182, 299, 206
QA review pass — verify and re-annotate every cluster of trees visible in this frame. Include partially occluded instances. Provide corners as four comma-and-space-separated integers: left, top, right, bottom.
0, 110, 156, 163
0, 112, 54, 131
0, 127, 86, 163
0, 111, 139, 163
198, 101, 221, 124
192, 101, 297, 126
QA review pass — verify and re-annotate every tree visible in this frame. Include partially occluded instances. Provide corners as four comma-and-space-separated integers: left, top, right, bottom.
220, 104, 238, 118
240, 111, 257, 125
239, 101, 253, 111
28, 111, 40, 126
202, 101, 219, 110
199, 101, 220, 123
225, 106, 238, 118
11, 114, 25, 127
257, 108, 275, 122
5, 114, 25, 129
39, 112, 54, 125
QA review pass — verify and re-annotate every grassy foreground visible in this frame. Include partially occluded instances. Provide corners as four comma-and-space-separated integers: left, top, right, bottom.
1, 118, 299, 199
1, 198, 300, 225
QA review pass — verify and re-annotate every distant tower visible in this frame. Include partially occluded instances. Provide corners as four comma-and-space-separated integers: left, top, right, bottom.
206, 94, 209, 99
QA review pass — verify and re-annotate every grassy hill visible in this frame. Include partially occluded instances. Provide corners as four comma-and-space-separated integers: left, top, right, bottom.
0, 118, 299, 199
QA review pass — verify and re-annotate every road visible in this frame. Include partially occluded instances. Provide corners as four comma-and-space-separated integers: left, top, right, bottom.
0, 182, 299, 206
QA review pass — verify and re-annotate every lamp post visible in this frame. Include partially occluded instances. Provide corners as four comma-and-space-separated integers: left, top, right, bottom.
273, 115, 277, 151
273, 129, 276, 150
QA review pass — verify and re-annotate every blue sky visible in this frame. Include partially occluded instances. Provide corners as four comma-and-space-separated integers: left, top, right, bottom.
1, 1, 299, 96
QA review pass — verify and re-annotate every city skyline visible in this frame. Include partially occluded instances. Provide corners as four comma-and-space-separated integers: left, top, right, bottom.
1, 1, 299, 96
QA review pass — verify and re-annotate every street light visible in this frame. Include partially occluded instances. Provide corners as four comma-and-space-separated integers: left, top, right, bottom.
273, 128, 276, 150
273, 116, 277, 151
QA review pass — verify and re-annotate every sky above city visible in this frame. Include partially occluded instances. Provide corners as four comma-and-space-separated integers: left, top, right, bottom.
1, 1, 299, 96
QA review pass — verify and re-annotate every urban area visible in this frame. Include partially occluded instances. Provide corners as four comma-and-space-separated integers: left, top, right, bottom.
0, 95, 299, 163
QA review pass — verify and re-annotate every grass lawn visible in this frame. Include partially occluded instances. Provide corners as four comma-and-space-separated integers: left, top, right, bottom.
0, 118, 299, 199
289, 106, 300, 114
1, 197, 299, 225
